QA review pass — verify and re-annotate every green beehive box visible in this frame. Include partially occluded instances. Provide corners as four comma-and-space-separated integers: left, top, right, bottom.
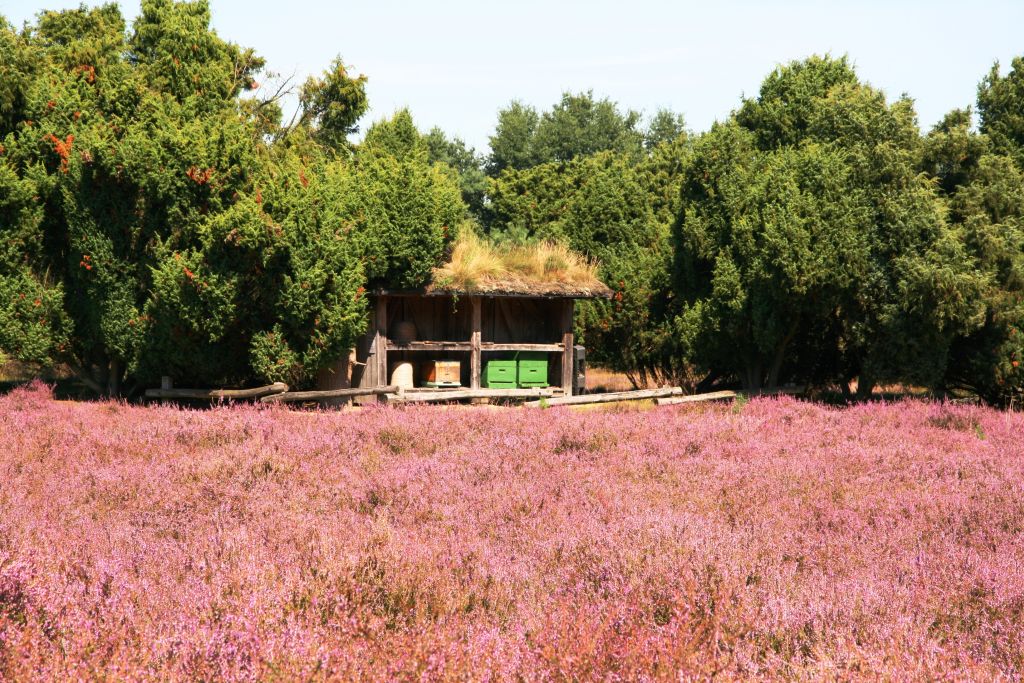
516, 352, 548, 388
483, 359, 517, 388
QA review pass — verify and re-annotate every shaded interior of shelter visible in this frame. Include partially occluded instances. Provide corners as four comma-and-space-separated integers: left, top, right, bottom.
349, 294, 574, 391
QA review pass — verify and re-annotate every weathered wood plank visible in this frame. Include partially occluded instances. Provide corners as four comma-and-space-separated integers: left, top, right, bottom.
262, 385, 399, 403
654, 390, 737, 405
145, 382, 288, 400
388, 341, 471, 351
388, 388, 556, 403
523, 386, 683, 407
561, 299, 574, 395
483, 343, 562, 352
470, 296, 481, 390
375, 296, 388, 390
386, 342, 563, 352
654, 386, 805, 406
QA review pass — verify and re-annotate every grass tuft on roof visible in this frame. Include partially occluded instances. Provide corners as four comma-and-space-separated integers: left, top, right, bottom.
431, 232, 610, 297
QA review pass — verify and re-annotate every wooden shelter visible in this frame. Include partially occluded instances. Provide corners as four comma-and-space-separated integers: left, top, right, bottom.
317, 274, 613, 400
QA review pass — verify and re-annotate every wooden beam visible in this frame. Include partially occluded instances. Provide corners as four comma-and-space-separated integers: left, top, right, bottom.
145, 382, 288, 400
561, 299, 574, 395
654, 390, 737, 405
523, 386, 683, 408
388, 388, 556, 403
654, 386, 805, 406
261, 385, 399, 403
374, 295, 388, 390
483, 343, 562, 352
386, 342, 564, 352
470, 296, 481, 390
388, 341, 472, 351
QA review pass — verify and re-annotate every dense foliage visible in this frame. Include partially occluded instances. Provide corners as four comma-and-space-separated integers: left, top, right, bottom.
486, 151, 677, 384
483, 99, 688, 385
927, 87, 1024, 404
486, 91, 645, 175
676, 57, 985, 393
1, 1, 1022, 402
482, 56, 1023, 400
0, 2, 461, 392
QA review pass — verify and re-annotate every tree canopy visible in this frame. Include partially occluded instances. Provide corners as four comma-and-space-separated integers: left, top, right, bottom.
2, 4, 1023, 404
978, 56, 1024, 168
486, 91, 661, 174
0, 1, 462, 393
681, 55, 985, 394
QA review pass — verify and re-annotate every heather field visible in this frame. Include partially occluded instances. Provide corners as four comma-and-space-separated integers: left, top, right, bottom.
1, 384, 1024, 680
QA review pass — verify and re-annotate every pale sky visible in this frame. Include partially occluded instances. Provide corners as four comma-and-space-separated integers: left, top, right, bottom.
5, 0, 1023, 152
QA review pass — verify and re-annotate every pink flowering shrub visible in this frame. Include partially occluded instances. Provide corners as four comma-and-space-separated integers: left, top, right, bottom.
1, 383, 1023, 679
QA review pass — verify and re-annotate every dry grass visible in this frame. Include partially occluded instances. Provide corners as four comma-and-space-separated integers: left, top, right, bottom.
569, 398, 656, 413
585, 367, 639, 393
432, 232, 606, 295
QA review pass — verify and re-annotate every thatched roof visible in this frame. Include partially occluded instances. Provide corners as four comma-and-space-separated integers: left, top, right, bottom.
376, 277, 612, 299
398, 234, 613, 299
424, 275, 613, 299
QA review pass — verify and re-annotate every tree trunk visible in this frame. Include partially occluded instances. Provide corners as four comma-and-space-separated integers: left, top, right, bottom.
765, 349, 784, 391
742, 359, 763, 392
68, 356, 124, 398
856, 374, 876, 401
106, 358, 121, 397
840, 377, 854, 402
765, 321, 799, 391
92, 361, 106, 393
695, 370, 721, 394
69, 363, 104, 396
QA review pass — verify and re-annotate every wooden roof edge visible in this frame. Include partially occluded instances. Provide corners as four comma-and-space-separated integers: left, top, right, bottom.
371, 284, 614, 300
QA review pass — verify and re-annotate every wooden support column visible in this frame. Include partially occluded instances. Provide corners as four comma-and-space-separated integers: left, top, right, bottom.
561, 298, 574, 395
470, 296, 482, 390
374, 295, 388, 389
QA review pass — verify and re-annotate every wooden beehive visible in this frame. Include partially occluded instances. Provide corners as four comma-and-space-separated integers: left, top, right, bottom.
421, 360, 461, 387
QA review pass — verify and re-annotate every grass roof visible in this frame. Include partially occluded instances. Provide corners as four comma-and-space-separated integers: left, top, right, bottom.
429, 233, 613, 298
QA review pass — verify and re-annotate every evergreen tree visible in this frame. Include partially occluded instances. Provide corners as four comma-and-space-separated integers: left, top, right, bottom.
0, 2, 463, 393
675, 56, 984, 393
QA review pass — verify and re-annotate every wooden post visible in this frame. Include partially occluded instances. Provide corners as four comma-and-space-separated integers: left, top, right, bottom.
160, 376, 172, 406
374, 296, 388, 390
561, 299, 574, 395
470, 296, 482, 390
